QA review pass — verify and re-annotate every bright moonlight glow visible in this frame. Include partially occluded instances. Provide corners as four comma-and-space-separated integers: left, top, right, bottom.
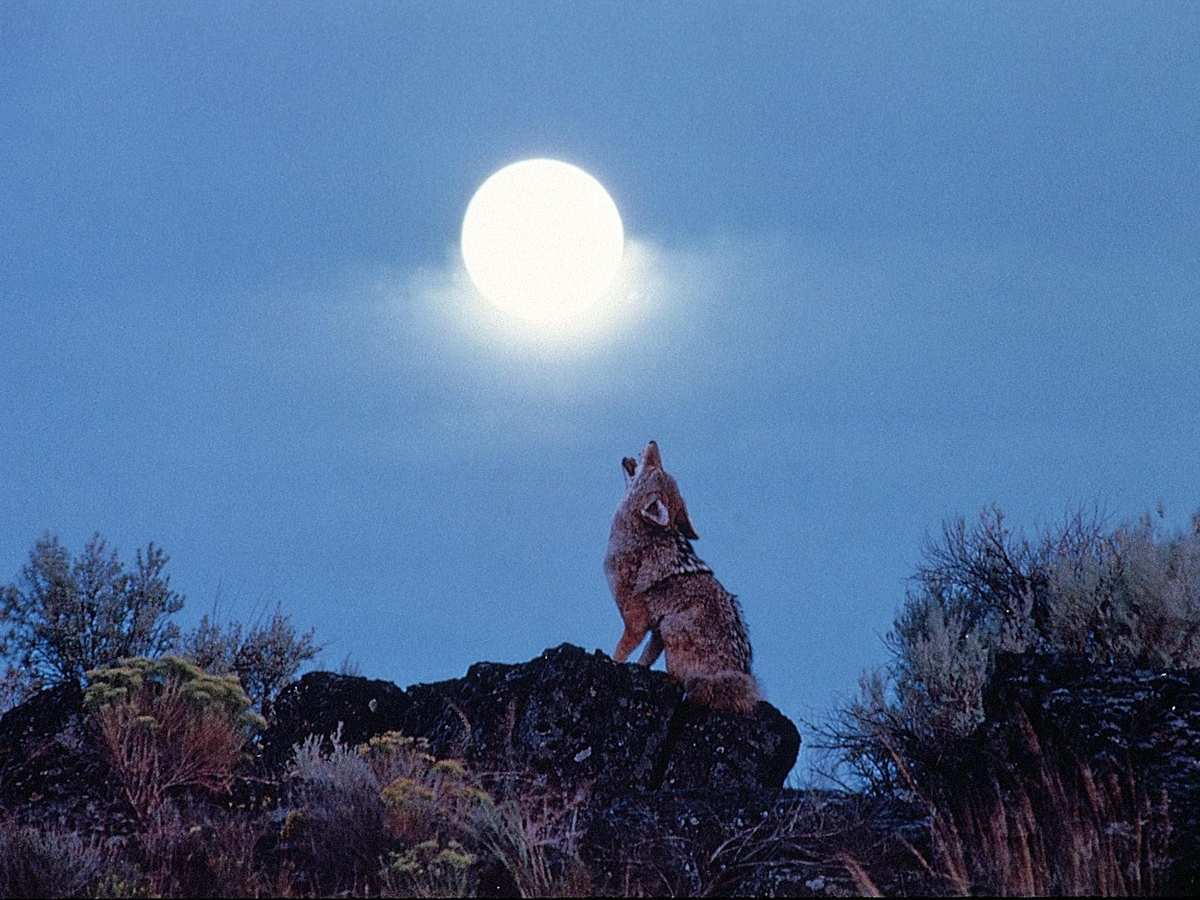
461, 159, 625, 323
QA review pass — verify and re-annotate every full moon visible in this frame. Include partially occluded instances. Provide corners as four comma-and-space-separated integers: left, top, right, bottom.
461, 159, 625, 323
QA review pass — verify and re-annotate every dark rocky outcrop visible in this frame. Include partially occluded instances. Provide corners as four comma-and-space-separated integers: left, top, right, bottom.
401, 643, 798, 797
265, 644, 799, 799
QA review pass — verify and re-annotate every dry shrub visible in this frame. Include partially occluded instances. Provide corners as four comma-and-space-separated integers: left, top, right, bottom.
1, 533, 183, 689
133, 801, 279, 899
93, 691, 245, 819
362, 732, 489, 847
817, 505, 1200, 793
179, 600, 323, 717
378, 838, 477, 899
282, 729, 487, 896
471, 781, 592, 899
360, 732, 590, 897
928, 721, 1167, 895
0, 819, 107, 899
286, 730, 591, 898
670, 791, 926, 898
367, 734, 593, 897
283, 730, 389, 894
281, 729, 485, 894
84, 656, 263, 820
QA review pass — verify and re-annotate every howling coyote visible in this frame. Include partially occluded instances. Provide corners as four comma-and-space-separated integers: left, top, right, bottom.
603, 441, 760, 715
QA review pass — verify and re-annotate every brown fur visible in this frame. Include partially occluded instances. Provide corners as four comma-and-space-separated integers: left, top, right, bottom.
603, 441, 761, 715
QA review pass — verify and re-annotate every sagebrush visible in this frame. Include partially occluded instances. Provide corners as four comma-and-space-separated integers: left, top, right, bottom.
84, 655, 265, 819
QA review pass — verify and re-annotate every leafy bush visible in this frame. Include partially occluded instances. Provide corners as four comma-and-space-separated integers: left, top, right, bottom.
179, 601, 322, 716
818, 505, 1200, 793
1, 534, 183, 694
84, 656, 265, 819
379, 839, 476, 899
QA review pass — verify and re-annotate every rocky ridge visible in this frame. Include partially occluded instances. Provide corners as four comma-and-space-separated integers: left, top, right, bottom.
1, 645, 1198, 895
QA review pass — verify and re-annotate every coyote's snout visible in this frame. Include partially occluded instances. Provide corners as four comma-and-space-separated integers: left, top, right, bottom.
603, 441, 761, 715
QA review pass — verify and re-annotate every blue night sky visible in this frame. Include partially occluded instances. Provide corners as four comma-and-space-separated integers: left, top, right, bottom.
3, 3, 1198, 775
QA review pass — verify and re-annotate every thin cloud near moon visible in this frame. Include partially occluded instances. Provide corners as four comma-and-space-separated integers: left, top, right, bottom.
398, 236, 668, 352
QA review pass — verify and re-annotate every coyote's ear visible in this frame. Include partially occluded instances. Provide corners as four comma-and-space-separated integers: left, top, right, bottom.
639, 496, 670, 528
677, 508, 699, 540
641, 441, 662, 470
622, 456, 637, 478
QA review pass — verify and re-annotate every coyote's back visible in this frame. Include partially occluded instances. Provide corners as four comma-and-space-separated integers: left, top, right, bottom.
603, 441, 760, 715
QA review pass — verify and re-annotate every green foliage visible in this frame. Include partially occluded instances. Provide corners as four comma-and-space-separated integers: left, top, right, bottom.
1, 534, 183, 692
84, 655, 265, 740
179, 601, 322, 716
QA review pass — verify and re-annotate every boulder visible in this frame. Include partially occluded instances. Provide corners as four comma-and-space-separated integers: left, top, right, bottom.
265, 643, 800, 800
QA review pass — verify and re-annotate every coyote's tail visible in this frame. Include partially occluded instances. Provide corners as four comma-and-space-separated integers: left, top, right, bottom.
684, 670, 761, 716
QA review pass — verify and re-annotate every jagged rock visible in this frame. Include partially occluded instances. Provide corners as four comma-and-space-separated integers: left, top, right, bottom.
398, 644, 800, 797
397, 644, 683, 796
265, 643, 800, 798
260, 671, 412, 771
658, 698, 798, 794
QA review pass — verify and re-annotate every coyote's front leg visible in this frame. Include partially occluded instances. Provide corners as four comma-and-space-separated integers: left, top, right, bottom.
612, 586, 651, 663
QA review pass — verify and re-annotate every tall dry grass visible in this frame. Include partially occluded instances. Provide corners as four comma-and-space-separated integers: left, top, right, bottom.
864, 708, 1169, 897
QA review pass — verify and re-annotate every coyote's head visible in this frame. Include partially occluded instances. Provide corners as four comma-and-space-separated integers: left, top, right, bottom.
619, 441, 699, 540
